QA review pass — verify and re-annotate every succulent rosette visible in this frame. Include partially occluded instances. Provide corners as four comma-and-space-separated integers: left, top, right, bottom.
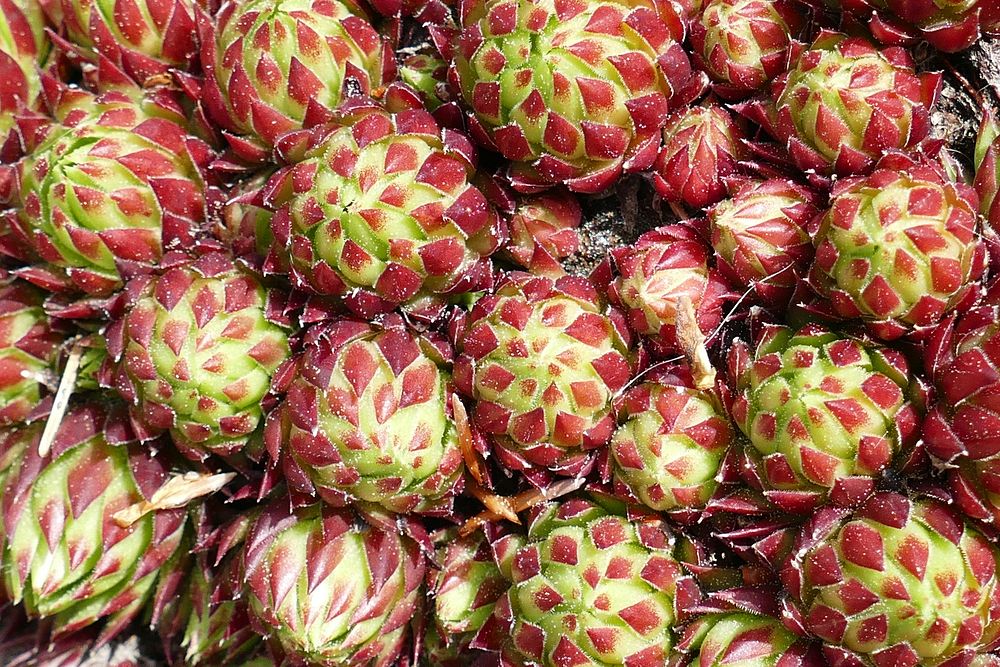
427, 530, 510, 659
389, 53, 452, 113
822, 0, 985, 53
454, 272, 633, 477
168, 552, 262, 666
709, 178, 819, 308
485, 497, 689, 665
218, 572, 273, 664
690, 0, 804, 100
0, 405, 187, 641
0, 605, 103, 665
198, 0, 395, 163
266, 317, 464, 515
3, 0, 1000, 654
263, 102, 504, 318
923, 304, 1000, 527
672, 612, 822, 666
729, 324, 923, 513
102, 253, 290, 459
505, 190, 582, 276
985, 3, 1000, 35
216, 171, 278, 270
785, 492, 1000, 665
156, 517, 262, 666
610, 369, 735, 512
0, 280, 62, 425
242, 501, 424, 666
652, 104, 746, 211
810, 153, 985, 340
8, 87, 210, 296
879, 0, 983, 52
0, 423, 32, 491
975, 110, 1000, 232
0, 0, 49, 161
605, 224, 731, 357
424, 625, 492, 667
0, 423, 37, 552
385, 51, 466, 128
448, 0, 704, 193
46, 0, 197, 83
755, 31, 940, 176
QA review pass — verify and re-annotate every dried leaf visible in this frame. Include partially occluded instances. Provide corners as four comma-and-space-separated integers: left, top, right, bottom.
38, 341, 84, 458
453, 394, 487, 485
113, 471, 236, 527
676, 296, 716, 390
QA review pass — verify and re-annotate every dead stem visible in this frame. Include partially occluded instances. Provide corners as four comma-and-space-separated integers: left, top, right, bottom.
37, 340, 84, 458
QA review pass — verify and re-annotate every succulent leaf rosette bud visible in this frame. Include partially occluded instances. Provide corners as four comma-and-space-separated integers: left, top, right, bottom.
486, 497, 688, 665
810, 153, 985, 341
216, 171, 278, 269
264, 102, 504, 319
709, 178, 819, 308
424, 626, 494, 667
653, 103, 746, 211
610, 369, 735, 512
103, 253, 291, 460
0, 423, 37, 553
155, 516, 262, 666
690, 0, 804, 100
760, 31, 940, 176
243, 501, 424, 666
427, 530, 510, 659
9, 89, 210, 296
786, 493, 1000, 666
389, 53, 452, 113
0, 281, 62, 425
170, 552, 261, 665
923, 304, 1000, 527
454, 273, 633, 478
879, 0, 982, 52
673, 612, 822, 666
49, 0, 197, 82
0, 405, 187, 641
729, 324, 923, 513
985, 3, 1000, 36
0, 0, 49, 160
975, 110, 1000, 232
448, 0, 704, 193
199, 0, 396, 163
506, 190, 583, 276
823, 0, 985, 53
606, 224, 731, 357
266, 317, 464, 515
0, 423, 32, 489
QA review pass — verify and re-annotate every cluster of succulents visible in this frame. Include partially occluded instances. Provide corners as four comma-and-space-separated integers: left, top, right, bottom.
1, 0, 1000, 664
